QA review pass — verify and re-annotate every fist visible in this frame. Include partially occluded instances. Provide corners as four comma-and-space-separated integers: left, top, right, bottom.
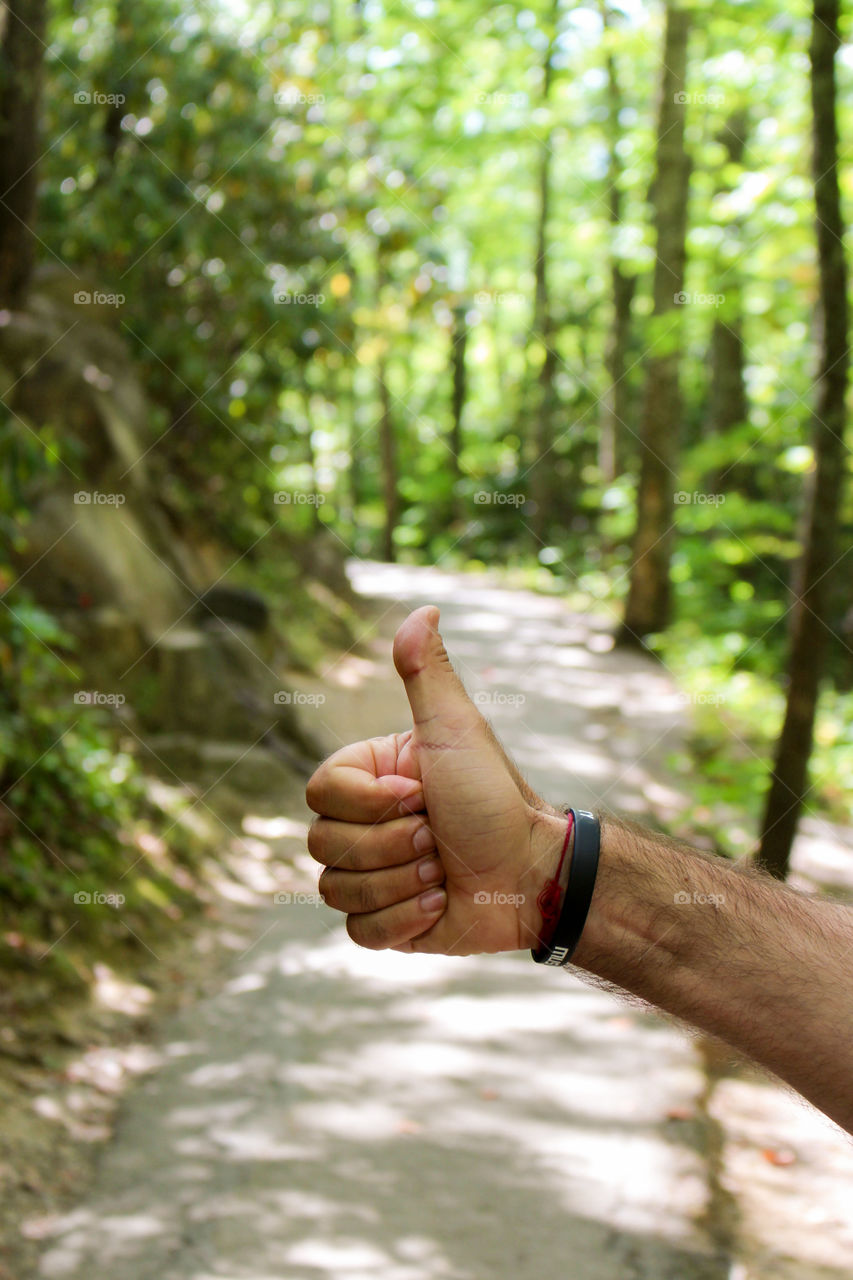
306, 606, 564, 954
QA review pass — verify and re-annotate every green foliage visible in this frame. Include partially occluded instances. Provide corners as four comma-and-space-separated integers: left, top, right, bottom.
6, 0, 851, 909
0, 594, 199, 963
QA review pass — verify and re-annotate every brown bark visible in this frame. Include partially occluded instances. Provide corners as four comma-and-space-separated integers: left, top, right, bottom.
757, 0, 849, 879
617, 4, 691, 645
0, 0, 48, 306
377, 356, 398, 563
527, 0, 560, 543
599, 1, 636, 483
707, 112, 748, 445
102, 0, 134, 172
449, 303, 468, 524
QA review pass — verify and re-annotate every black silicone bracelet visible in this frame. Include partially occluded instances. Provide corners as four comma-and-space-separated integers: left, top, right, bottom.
531, 808, 601, 967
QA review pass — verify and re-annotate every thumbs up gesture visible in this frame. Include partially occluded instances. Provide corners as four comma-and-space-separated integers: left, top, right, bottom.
306, 606, 564, 954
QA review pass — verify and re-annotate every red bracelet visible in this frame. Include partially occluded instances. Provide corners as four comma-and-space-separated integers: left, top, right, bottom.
534, 810, 574, 950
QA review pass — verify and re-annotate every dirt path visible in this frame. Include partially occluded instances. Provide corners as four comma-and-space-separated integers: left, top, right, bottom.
28, 562, 853, 1280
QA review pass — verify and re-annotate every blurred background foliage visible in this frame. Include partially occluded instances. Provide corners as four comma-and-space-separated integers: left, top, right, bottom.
1, 0, 852, 983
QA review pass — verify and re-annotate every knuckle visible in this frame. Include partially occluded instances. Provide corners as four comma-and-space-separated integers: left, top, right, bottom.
306, 818, 324, 859
304, 768, 328, 814
346, 913, 386, 951
317, 867, 338, 909
356, 875, 379, 914
344, 841, 367, 872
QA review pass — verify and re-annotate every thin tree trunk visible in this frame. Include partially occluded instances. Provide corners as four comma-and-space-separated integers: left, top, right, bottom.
528, 0, 560, 543
449, 303, 468, 524
708, 316, 747, 436
344, 365, 361, 533
599, 1, 636, 483
707, 112, 748, 446
617, 4, 691, 645
101, 0, 133, 173
377, 356, 398, 563
0, 0, 48, 306
757, 0, 849, 879
301, 395, 323, 531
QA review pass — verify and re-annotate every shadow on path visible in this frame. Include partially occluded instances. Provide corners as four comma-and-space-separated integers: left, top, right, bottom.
31, 561, 853, 1280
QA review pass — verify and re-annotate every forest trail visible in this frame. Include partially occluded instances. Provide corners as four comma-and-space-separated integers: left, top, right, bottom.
30, 562, 853, 1280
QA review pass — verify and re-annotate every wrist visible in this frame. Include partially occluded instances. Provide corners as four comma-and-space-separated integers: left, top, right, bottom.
517, 807, 570, 950
569, 812, 684, 977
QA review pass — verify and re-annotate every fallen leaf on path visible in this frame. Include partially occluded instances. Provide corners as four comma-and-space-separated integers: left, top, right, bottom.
761, 1147, 797, 1166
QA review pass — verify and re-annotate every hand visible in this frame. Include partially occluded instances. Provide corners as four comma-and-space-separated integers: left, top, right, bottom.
306, 605, 566, 954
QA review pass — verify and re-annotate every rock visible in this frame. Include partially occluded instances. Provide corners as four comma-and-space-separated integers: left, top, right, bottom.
193, 585, 270, 633
0, 267, 342, 782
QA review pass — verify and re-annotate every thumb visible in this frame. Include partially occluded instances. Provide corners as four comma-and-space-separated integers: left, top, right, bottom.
392, 605, 480, 732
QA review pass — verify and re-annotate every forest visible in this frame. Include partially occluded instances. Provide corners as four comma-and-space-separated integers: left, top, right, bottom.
0, 0, 852, 1271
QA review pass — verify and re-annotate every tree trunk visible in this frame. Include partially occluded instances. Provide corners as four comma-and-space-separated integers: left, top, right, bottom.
598, 1, 636, 484
449, 303, 468, 524
301, 396, 323, 531
101, 0, 134, 173
757, 0, 849, 879
617, 4, 691, 645
377, 357, 398, 563
707, 112, 748, 448
527, 0, 560, 544
0, 0, 48, 307
708, 316, 747, 437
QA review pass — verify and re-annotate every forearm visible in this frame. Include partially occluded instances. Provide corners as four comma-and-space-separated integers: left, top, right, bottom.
537, 811, 853, 1133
